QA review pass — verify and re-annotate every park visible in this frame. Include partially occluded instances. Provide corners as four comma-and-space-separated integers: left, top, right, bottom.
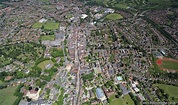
105, 13, 123, 20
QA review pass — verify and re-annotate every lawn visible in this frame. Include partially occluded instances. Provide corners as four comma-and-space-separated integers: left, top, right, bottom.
44, 22, 59, 30
109, 94, 135, 105
40, 35, 55, 41
37, 60, 54, 70
0, 80, 3, 85
156, 84, 178, 102
0, 86, 18, 105
38, 0, 49, 2
161, 60, 178, 70
114, 3, 128, 9
32, 22, 44, 29
106, 13, 123, 20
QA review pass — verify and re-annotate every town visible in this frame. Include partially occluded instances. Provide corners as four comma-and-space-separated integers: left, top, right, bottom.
0, 0, 178, 105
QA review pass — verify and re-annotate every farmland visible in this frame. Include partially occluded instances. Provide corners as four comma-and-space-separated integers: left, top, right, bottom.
0, 86, 18, 105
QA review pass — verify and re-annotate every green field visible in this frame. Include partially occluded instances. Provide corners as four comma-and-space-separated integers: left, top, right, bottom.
161, 61, 178, 70
109, 94, 135, 105
106, 13, 123, 20
0, 80, 3, 85
38, 0, 49, 2
32, 22, 44, 29
32, 21, 59, 30
44, 22, 59, 30
0, 86, 18, 105
37, 60, 54, 70
115, 3, 128, 9
40, 35, 55, 41
156, 84, 178, 102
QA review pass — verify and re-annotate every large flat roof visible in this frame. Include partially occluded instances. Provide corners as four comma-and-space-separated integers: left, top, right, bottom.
96, 88, 105, 99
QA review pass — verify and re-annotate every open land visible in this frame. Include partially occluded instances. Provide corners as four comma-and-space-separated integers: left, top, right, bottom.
155, 84, 178, 102
109, 94, 135, 105
0, 86, 18, 105
106, 13, 123, 20
37, 60, 54, 70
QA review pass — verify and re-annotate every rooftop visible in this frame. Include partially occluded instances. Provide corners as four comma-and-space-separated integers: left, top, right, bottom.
96, 88, 105, 99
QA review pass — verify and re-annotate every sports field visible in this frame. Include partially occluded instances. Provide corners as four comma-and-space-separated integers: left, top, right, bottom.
109, 94, 135, 105
0, 86, 18, 105
156, 58, 178, 72
37, 60, 54, 70
40, 35, 55, 41
32, 21, 59, 30
155, 84, 178, 102
106, 13, 123, 20
32, 22, 44, 29
44, 22, 59, 30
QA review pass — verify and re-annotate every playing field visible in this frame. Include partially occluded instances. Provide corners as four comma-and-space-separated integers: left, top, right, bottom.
106, 13, 123, 20
109, 94, 135, 105
32, 22, 44, 28
161, 60, 178, 70
156, 58, 178, 72
156, 84, 178, 102
0, 86, 18, 105
40, 35, 55, 41
37, 60, 54, 70
44, 22, 59, 30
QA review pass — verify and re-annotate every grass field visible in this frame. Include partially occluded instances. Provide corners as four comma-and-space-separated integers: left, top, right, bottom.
37, 60, 54, 70
44, 22, 59, 30
109, 94, 135, 105
115, 3, 128, 9
40, 35, 55, 41
161, 60, 178, 70
0, 86, 18, 105
155, 84, 178, 102
106, 13, 123, 20
38, 0, 49, 2
32, 21, 59, 30
32, 22, 44, 29
0, 80, 3, 85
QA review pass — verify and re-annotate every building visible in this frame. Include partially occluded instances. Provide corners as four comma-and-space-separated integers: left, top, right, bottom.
137, 93, 145, 101
96, 88, 107, 101
26, 88, 41, 100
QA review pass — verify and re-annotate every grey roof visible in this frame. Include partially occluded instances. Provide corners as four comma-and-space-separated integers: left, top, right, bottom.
96, 88, 105, 99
